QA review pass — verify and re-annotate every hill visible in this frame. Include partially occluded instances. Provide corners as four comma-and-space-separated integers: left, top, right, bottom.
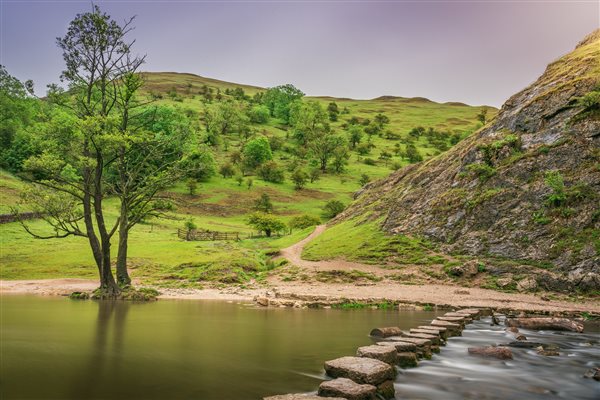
307, 30, 600, 293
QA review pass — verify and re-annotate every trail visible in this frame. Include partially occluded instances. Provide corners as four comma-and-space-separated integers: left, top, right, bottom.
278, 224, 385, 274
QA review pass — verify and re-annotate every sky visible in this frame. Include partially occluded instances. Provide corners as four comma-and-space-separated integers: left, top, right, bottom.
1, 1, 598, 107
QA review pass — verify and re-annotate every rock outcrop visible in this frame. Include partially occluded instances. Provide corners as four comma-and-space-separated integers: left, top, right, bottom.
335, 30, 600, 292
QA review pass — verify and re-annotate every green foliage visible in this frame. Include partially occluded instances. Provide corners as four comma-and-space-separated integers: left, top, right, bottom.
219, 162, 235, 178
180, 146, 217, 181
477, 107, 488, 124
323, 200, 345, 219
359, 173, 370, 186
263, 84, 304, 123
246, 212, 286, 237
291, 168, 308, 190
243, 136, 273, 169
465, 163, 496, 183
532, 210, 552, 225
404, 144, 423, 163
478, 133, 521, 166
257, 160, 285, 183
254, 193, 274, 213
347, 125, 363, 149
327, 102, 339, 122
185, 178, 198, 196
544, 170, 566, 207
288, 214, 321, 230
184, 218, 197, 232
248, 104, 270, 124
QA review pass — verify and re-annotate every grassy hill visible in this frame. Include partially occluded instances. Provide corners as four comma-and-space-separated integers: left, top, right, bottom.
1, 70, 495, 285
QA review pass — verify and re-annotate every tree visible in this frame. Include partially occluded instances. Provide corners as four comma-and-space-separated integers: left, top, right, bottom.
219, 162, 235, 178
323, 200, 345, 219
288, 214, 320, 231
309, 167, 320, 183
379, 150, 392, 166
347, 125, 363, 149
405, 143, 423, 163
246, 212, 286, 237
257, 160, 285, 183
186, 178, 198, 196
248, 104, 270, 124
184, 218, 197, 241
203, 101, 248, 145
477, 107, 488, 125
291, 168, 308, 190
262, 84, 304, 123
180, 145, 217, 181
289, 100, 328, 145
374, 113, 390, 128
327, 101, 339, 122
359, 174, 370, 186
254, 193, 274, 213
332, 145, 349, 173
243, 136, 272, 170
18, 6, 152, 295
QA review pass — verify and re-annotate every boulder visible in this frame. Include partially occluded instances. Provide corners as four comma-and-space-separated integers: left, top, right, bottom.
516, 277, 538, 292
583, 367, 600, 381
376, 341, 417, 352
369, 327, 402, 337
505, 317, 584, 332
318, 378, 376, 400
265, 395, 345, 400
375, 380, 395, 400
255, 296, 269, 307
536, 346, 559, 356
356, 345, 397, 366
324, 357, 396, 385
468, 346, 513, 360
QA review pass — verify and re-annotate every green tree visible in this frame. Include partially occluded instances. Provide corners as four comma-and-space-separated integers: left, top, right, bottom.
347, 125, 363, 149
309, 167, 321, 183
327, 101, 339, 122
243, 136, 272, 170
248, 104, 270, 124
477, 107, 488, 125
379, 150, 392, 166
257, 160, 285, 183
289, 100, 328, 145
263, 84, 304, 123
219, 162, 235, 178
247, 212, 286, 237
332, 145, 349, 173
291, 168, 308, 190
405, 143, 423, 163
254, 193, 274, 213
374, 113, 390, 127
359, 174, 370, 186
186, 178, 198, 196
180, 145, 217, 181
203, 101, 248, 145
288, 214, 320, 231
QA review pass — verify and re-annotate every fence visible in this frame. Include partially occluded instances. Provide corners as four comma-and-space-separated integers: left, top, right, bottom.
0, 212, 43, 224
177, 229, 241, 241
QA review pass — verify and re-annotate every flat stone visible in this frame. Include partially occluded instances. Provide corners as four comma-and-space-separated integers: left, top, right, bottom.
369, 327, 402, 337
264, 395, 346, 400
468, 346, 513, 360
403, 332, 441, 345
318, 378, 376, 400
444, 312, 473, 322
396, 352, 418, 368
324, 356, 396, 385
430, 320, 462, 335
384, 337, 431, 358
455, 308, 483, 318
417, 326, 449, 340
356, 345, 397, 365
437, 316, 468, 325
376, 341, 417, 352
376, 380, 395, 400
505, 317, 584, 333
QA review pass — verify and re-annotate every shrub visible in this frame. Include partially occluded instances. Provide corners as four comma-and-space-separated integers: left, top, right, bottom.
323, 200, 345, 219
246, 212, 286, 237
257, 160, 285, 183
291, 168, 308, 190
243, 136, 272, 170
254, 193, 273, 213
359, 174, 370, 186
289, 214, 321, 230
544, 170, 566, 207
219, 162, 235, 178
248, 105, 270, 124
363, 158, 376, 166
465, 163, 496, 183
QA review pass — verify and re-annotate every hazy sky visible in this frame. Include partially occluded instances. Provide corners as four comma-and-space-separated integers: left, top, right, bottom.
1, 1, 598, 107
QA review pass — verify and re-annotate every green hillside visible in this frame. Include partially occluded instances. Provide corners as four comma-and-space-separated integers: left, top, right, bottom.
1, 69, 495, 285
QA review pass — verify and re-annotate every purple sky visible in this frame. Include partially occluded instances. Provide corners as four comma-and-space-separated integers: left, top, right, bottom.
1, 1, 598, 107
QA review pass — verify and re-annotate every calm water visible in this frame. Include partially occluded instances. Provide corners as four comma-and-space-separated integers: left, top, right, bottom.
0, 295, 441, 399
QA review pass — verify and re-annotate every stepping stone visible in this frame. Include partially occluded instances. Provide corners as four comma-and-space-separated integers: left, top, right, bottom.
376, 341, 417, 352
437, 316, 468, 326
468, 346, 513, 360
369, 327, 402, 337
444, 312, 473, 322
410, 329, 445, 344
384, 337, 432, 358
396, 352, 418, 368
417, 326, 449, 340
265, 395, 345, 400
318, 378, 376, 400
324, 356, 396, 386
375, 380, 395, 400
505, 317, 584, 333
356, 345, 397, 365
430, 320, 462, 335
455, 308, 482, 319
403, 331, 441, 345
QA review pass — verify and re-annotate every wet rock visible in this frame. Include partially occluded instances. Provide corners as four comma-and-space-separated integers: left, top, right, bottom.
396, 352, 418, 368
318, 378, 376, 400
324, 356, 396, 385
583, 367, 600, 381
456, 308, 483, 319
468, 346, 513, 360
356, 345, 397, 366
369, 327, 402, 338
516, 277, 538, 292
264, 395, 345, 400
376, 341, 417, 352
410, 328, 445, 343
506, 327, 519, 333
417, 326, 449, 340
385, 337, 432, 358
255, 296, 269, 307
430, 320, 461, 335
504, 341, 544, 349
505, 317, 584, 332
437, 316, 469, 325
536, 346, 559, 356
402, 332, 441, 346
375, 380, 395, 400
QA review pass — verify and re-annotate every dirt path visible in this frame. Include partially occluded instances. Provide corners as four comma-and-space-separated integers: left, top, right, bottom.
278, 224, 384, 274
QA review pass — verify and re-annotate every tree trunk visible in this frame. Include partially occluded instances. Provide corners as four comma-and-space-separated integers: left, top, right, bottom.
116, 207, 131, 286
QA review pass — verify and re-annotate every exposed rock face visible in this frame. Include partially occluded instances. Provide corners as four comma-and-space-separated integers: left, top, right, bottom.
468, 346, 513, 360
318, 378, 376, 400
336, 30, 600, 292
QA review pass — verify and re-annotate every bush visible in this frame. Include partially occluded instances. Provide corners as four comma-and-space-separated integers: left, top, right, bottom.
247, 212, 286, 237
359, 174, 370, 186
248, 105, 270, 124
254, 193, 273, 213
291, 168, 308, 190
544, 170, 566, 207
465, 163, 496, 183
363, 158, 376, 166
243, 136, 272, 169
323, 200, 345, 219
180, 146, 217, 181
257, 160, 285, 183
219, 162, 235, 178
289, 214, 321, 230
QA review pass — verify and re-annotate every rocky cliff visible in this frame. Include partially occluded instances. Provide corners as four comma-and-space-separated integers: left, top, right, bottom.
338, 30, 600, 292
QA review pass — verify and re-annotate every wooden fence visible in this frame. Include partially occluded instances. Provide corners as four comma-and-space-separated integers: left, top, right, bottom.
0, 212, 43, 224
177, 229, 241, 242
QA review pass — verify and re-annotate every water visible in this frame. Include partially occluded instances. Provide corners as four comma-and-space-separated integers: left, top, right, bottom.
1, 296, 598, 400
0, 295, 440, 399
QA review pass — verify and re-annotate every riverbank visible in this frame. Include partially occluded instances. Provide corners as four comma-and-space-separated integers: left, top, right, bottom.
2, 278, 598, 316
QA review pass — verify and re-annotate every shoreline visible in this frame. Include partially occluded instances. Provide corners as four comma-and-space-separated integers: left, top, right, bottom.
1, 278, 598, 316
